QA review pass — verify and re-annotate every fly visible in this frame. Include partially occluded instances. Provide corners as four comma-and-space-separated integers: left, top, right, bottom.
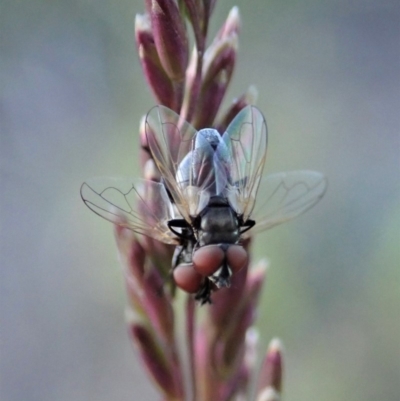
81, 105, 327, 304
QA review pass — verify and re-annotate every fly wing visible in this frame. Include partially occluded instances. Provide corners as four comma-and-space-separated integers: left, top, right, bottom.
145, 105, 199, 220
219, 105, 268, 222
80, 177, 180, 245
176, 129, 229, 216
241, 170, 327, 238
145, 106, 228, 219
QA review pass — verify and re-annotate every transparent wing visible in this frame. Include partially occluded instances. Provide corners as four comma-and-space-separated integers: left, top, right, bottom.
80, 177, 180, 245
145, 106, 229, 219
176, 129, 230, 215
242, 170, 327, 238
219, 105, 268, 222
145, 105, 198, 220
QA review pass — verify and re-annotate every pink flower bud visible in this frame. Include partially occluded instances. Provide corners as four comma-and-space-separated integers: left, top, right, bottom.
203, 34, 238, 88
193, 72, 228, 128
216, 85, 258, 133
142, 266, 175, 342
119, 234, 147, 311
245, 259, 269, 305
193, 34, 238, 127
215, 6, 241, 40
128, 320, 184, 398
182, 0, 205, 37
257, 338, 284, 394
220, 301, 254, 373
194, 326, 220, 400
135, 13, 176, 108
148, 0, 189, 82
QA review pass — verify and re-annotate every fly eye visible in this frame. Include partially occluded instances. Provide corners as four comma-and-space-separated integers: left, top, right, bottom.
192, 245, 225, 276
226, 245, 248, 274
173, 263, 203, 294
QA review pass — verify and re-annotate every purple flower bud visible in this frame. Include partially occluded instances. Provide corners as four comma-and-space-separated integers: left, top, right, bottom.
220, 298, 254, 373
127, 239, 147, 281
203, 34, 238, 88
207, 261, 266, 380
148, 0, 189, 82
216, 85, 258, 133
220, 362, 250, 400
245, 259, 269, 305
115, 225, 146, 282
117, 231, 147, 311
141, 234, 174, 275
193, 34, 238, 127
128, 319, 184, 398
257, 338, 284, 394
135, 14, 176, 108
193, 73, 228, 128
180, 47, 202, 124
182, 1, 205, 37
114, 217, 172, 317
215, 6, 241, 40
142, 265, 175, 342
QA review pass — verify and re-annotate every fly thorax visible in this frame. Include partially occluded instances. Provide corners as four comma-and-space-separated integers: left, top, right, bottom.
197, 128, 221, 149
198, 205, 240, 246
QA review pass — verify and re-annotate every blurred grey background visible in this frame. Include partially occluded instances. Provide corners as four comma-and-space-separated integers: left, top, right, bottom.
1, 0, 399, 400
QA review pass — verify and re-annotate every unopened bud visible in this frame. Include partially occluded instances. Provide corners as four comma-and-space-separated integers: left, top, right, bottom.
216, 6, 241, 40
193, 34, 238, 127
135, 13, 176, 107
244, 258, 269, 304
202, 34, 238, 87
257, 338, 284, 394
216, 85, 258, 133
128, 320, 182, 398
149, 0, 189, 82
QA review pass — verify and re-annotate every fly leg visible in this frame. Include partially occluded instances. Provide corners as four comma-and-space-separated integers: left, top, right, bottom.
195, 279, 212, 305
171, 245, 184, 269
209, 260, 232, 288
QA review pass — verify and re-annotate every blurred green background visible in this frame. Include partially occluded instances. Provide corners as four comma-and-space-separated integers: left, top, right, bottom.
1, 0, 399, 400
